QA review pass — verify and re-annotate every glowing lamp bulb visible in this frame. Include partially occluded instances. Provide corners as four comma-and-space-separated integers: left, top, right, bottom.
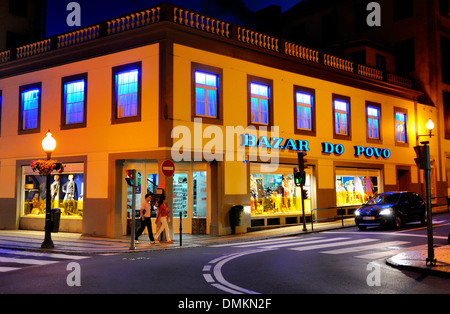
42, 131, 56, 153
426, 119, 434, 131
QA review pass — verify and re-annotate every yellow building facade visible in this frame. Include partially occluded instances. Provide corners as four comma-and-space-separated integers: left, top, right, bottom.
0, 4, 444, 238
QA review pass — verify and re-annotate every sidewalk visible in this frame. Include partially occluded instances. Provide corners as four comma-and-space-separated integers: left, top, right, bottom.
0, 219, 352, 254
1, 213, 449, 278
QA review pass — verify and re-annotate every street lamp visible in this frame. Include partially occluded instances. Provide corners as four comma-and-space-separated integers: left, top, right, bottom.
41, 131, 56, 249
416, 119, 435, 139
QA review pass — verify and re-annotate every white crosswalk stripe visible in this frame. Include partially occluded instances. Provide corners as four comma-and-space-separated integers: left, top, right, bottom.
0, 249, 90, 273
211, 236, 420, 261
321, 241, 409, 255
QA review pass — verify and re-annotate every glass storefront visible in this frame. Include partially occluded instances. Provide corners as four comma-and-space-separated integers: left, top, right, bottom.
123, 161, 209, 234
21, 163, 84, 218
250, 164, 312, 217
335, 167, 381, 206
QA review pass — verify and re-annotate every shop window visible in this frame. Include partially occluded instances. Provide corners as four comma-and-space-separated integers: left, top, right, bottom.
248, 75, 273, 127
395, 109, 407, 144
295, 87, 314, 133
250, 165, 312, 217
112, 62, 142, 124
19, 83, 41, 134
335, 168, 380, 206
62, 73, 87, 129
333, 94, 351, 139
193, 171, 207, 218
195, 71, 218, 118
366, 102, 381, 141
173, 173, 188, 218
21, 163, 84, 218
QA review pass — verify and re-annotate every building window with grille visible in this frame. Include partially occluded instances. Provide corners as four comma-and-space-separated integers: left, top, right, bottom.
19, 83, 41, 134
333, 94, 351, 139
112, 62, 141, 124
62, 73, 87, 129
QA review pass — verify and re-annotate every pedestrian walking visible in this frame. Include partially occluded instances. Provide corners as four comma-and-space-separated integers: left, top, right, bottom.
135, 193, 156, 244
154, 196, 173, 244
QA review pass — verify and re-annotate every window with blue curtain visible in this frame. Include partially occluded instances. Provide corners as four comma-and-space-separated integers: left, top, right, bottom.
116, 69, 139, 118
367, 106, 380, 139
250, 82, 269, 125
395, 112, 407, 142
21, 89, 40, 130
64, 79, 85, 124
296, 92, 313, 130
195, 71, 218, 118
334, 99, 348, 135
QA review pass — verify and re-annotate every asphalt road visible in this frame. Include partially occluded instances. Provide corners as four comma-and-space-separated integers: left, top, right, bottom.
1, 216, 449, 300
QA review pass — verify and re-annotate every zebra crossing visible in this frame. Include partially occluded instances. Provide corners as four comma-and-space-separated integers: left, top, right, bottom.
0, 248, 90, 273
211, 235, 426, 260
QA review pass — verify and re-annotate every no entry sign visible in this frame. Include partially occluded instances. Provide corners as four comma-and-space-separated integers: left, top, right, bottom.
161, 160, 175, 177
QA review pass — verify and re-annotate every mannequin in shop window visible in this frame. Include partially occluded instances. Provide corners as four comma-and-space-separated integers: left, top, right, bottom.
282, 175, 292, 211
62, 175, 77, 215
51, 175, 60, 208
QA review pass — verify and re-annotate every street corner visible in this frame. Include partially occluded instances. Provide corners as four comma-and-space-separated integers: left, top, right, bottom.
386, 246, 450, 277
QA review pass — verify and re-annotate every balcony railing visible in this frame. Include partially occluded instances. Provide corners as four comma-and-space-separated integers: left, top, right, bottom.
0, 3, 412, 89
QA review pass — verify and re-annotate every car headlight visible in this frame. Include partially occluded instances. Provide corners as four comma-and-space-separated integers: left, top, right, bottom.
355, 209, 360, 216
380, 208, 393, 216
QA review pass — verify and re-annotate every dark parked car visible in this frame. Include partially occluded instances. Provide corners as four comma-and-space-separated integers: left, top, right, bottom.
355, 191, 427, 230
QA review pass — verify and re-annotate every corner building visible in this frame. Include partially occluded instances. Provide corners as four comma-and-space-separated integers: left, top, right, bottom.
0, 4, 442, 238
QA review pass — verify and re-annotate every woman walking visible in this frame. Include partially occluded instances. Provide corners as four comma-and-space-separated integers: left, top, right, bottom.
154, 196, 173, 244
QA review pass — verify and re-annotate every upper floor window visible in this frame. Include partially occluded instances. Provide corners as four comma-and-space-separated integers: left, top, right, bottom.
112, 62, 141, 124
250, 83, 269, 125
19, 83, 41, 134
296, 92, 312, 130
195, 71, 218, 118
366, 102, 381, 141
395, 110, 407, 144
333, 95, 351, 139
294, 86, 315, 136
62, 73, 87, 129
248, 76, 273, 127
191, 63, 223, 125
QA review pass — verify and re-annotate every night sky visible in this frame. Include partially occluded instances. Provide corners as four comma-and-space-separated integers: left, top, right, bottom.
46, 0, 303, 37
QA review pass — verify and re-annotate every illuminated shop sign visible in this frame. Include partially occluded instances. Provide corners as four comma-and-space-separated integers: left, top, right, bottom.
241, 135, 391, 159
241, 134, 310, 152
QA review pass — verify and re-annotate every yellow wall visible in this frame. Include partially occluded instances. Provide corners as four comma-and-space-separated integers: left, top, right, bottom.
0, 44, 160, 201
172, 44, 420, 195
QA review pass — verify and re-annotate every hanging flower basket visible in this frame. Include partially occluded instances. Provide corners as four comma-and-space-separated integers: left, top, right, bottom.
30, 159, 65, 176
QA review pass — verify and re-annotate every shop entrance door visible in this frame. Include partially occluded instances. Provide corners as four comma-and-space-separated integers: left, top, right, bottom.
397, 169, 410, 191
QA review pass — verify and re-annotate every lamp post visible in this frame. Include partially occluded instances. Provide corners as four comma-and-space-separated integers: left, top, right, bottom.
41, 131, 56, 249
